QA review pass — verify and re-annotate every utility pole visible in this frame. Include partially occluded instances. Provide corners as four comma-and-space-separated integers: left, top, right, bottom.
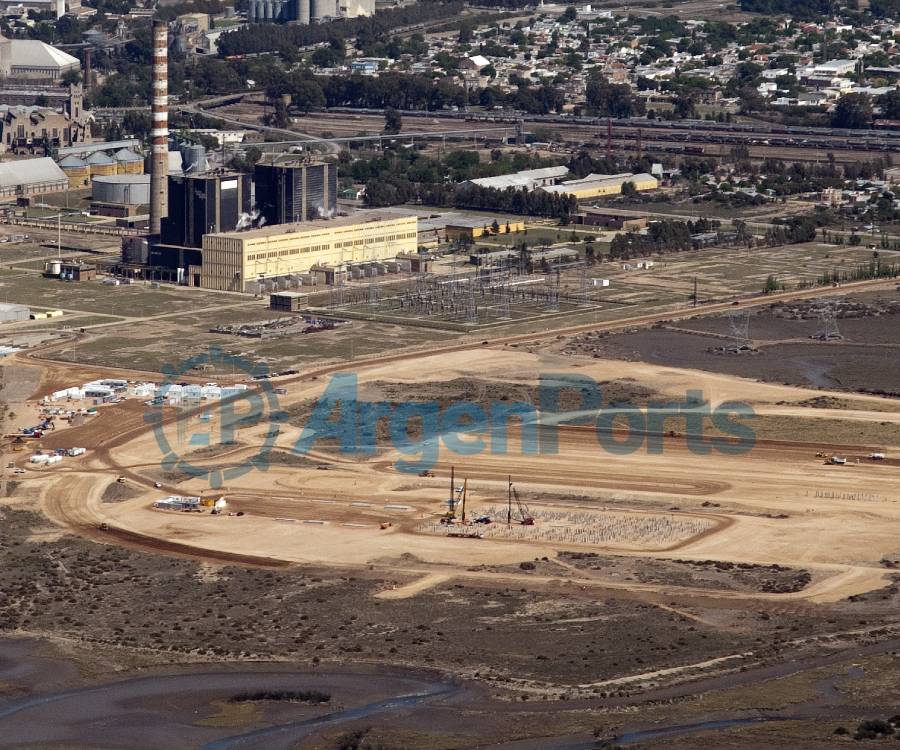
606, 118, 612, 161
507, 475, 512, 525
693, 276, 697, 307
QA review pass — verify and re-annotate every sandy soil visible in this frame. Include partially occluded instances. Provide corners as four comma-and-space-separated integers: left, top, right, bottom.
18, 342, 898, 609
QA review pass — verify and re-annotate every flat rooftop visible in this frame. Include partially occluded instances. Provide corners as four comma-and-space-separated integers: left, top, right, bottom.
210, 210, 414, 240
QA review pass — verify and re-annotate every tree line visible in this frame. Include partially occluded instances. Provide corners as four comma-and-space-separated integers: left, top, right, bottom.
607, 219, 719, 259
217, 0, 463, 56
421, 184, 577, 220
262, 70, 568, 115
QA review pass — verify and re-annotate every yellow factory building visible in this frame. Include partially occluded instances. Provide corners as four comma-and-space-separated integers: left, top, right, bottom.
200, 211, 418, 292
540, 172, 659, 200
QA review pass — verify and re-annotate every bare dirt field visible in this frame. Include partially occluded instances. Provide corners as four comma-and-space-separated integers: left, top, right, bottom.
4, 272, 900, 747
558, 290, 900, 395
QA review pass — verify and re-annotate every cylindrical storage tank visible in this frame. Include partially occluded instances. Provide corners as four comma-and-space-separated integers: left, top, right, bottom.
180, 144, 206, 174
298, 0, 310, 23
46, 260, 61, 276
92, 174, 151, 206
58, 155, 90, 188
114, 148, 144, 175
86, 151, 117, 177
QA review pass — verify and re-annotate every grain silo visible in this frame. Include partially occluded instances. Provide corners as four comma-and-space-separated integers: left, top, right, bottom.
58, 154, 90, 188
114, 148, 144, 175
86, 150, 117, 177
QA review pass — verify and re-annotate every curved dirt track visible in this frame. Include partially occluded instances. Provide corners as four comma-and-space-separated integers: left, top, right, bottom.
18, 274, 900, 603
39, 474, 291, 568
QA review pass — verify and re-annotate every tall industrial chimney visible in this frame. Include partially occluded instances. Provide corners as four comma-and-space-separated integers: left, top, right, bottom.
149, 20, 169, 236
82, 47, 91, 91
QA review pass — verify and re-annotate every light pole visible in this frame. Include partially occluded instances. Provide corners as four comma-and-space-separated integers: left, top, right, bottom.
46, 209, 82, 259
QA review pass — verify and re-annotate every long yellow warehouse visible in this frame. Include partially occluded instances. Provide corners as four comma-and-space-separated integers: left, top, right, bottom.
540, 172, 659, 200
200, 211, 418, 292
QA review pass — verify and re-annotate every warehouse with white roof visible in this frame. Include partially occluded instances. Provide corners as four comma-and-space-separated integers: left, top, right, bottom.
0, 36, 80, 82
461, 166, 570, 191
0, 157, 67, 198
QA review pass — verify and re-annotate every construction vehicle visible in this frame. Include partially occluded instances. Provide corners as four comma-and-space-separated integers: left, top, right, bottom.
869, 452, 886, 461
507, 476, 534, 525
815, 451, 826, 458
445, 478, 483, 538
828, 456, 847, 465
440, 466, 465, 524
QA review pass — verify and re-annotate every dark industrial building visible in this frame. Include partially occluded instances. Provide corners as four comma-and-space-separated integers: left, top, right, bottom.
269, 291, 309, 312
254, 162, 337, 226
131, 160, 346, 286
149, 171, 250, 286
161, 171, 251, 249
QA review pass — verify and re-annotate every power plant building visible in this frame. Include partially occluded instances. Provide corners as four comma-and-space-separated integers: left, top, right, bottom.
254, 162, 337, 225
160, 172, 251, 249
200, 211, 417, 292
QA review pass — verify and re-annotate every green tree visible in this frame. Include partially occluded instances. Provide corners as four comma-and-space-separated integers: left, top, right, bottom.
61, 69, 82, 87
383, 107, 402, 135
585, 73, 645, 117
831, 93, 873, 129
877, 89, 900, 120
310, 46, 343, 68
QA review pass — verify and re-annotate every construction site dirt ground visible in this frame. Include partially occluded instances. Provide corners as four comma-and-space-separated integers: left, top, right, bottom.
3, 275, 900, 747
4, 344, 900, 747
20, 344, 900, 604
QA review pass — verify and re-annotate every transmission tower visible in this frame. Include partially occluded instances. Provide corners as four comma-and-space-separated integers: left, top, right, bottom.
330, 280, 345, 309
499, 283, 511, 318
814, 300, 843, 341
727, 309, 751, 351
367, 279, 379, 306
464, 281, 477, 323
546, 272, 560, 311
579, 266, 590, 305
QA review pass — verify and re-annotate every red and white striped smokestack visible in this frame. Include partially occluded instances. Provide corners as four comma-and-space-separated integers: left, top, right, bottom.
149, 19, 168, 236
